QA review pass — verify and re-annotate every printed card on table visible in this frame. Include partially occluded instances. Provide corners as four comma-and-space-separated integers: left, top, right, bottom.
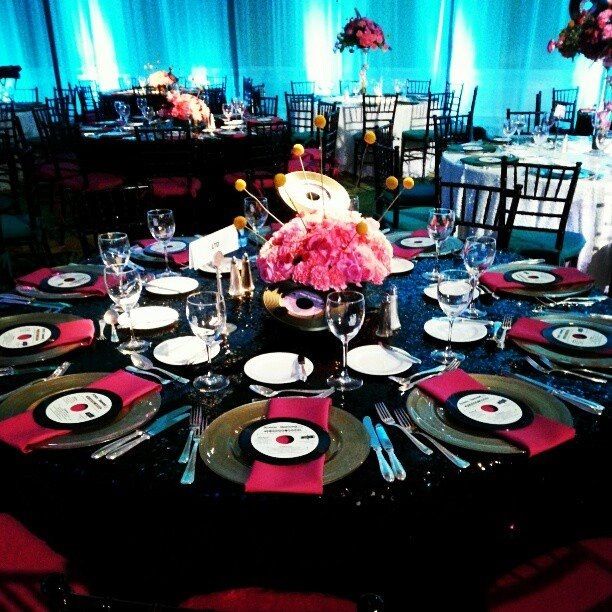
188, 225, 240, 269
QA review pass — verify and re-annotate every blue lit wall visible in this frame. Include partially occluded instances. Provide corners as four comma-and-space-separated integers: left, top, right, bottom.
1, 0, 604, 129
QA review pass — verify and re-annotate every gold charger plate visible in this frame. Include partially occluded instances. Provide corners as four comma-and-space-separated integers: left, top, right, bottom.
406, 374, 572, 454
262, 285, 327, 332
486, 263, 594, 298
512, 313, 612, 369
0, 313, 92, 366
199, 400, 370, 485
15, 265, 105, 300
0, 372, 161, 449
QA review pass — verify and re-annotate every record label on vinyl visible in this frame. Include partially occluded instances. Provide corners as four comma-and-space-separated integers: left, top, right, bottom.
399, 236, 434, 249
0, 324, 57, 350
146, 240, 187, 255
280, 290, 325, 318
239, 417, 331, 465
503, 269, 560, 286
544, 325, 609, 350
45, 272, 93, 290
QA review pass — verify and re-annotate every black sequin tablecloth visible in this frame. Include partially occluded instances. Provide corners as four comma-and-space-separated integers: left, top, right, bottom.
0, 248, 609, 609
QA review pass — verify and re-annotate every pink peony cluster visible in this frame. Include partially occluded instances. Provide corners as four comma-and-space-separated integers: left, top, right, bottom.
334, 10, 390, 53
165, 92, 210, 123
148, 70, 177, 88
257, 210, 392, 291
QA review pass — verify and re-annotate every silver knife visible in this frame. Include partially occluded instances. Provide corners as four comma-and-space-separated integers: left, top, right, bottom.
91, 405, 191, 459
512, 374, 604, 415
0, 364, 58, 377
375, 423, 406, 480
363, 416, 394, 482
378, 343, 422, 364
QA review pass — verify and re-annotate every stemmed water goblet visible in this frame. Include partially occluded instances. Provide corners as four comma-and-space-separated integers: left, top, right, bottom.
143, 106, 156, 125
186, 292, 229, 392
244, 197, 269, 254
432, 269, 474, 364
512, 114, 526, 135
98, 232, 131, 270
233, 100, 245, 121
147, 208, 179, 277
532, 125, 548, 156
325, 291, 365, 391
222, 103, 233, 122
501, 119, 516, 141
422, 208, 455, 281
136, 96, 147, 117
462, 235, 496, 319
103, 264, 150, 354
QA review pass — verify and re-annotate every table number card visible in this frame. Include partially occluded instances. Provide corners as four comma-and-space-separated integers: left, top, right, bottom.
189, 226, 240, 269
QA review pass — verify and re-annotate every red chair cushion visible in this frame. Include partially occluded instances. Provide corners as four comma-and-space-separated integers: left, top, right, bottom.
151, 176, 202, 199
180, 587, 356, 612
60, 172, 124, 193
223, 171, 274, 191
488, 538, 612, 612
34, 161, 80, 182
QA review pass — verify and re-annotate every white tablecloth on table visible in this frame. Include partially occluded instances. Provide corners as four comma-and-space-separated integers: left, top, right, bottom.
439, 137, 612, 272
320, 95, 428, 174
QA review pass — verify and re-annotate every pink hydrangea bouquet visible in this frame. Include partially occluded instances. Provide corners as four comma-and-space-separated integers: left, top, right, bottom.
164, 91, 210, 124
334, 9, 390, 53
257, 209, 392, 291
148, 69, 178, 88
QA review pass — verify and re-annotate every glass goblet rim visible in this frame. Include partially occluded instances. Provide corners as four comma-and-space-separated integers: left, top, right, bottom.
326, 290, 365, 306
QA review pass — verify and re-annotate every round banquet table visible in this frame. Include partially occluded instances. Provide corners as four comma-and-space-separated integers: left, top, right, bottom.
320, 95, 429, 174
0, 249, 609, 609
439, 136, 612, 272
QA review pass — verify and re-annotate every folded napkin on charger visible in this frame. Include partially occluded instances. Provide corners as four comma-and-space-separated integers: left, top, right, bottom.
0, 319, 95, 353
245, 396, 331, 495
417, 369, 575, 456
0, 370, 161, 453
480, 267, 593, 293
137, 239, 189, 265
507, 317, 611, 355
17, 268, 107, 296
392, 229, 432, 260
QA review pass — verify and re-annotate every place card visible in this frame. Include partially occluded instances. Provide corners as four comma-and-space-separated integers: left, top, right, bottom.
188, 225, 240, 269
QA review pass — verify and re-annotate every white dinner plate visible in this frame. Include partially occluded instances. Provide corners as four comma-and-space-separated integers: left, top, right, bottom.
390, 258, 415, 274
243, 352, 314, 384
462, 144, 483, 152
153, 336, 219, 366
347, 344, 414, 376
117, 306, 179, 330
492, 136, 511, 143
423, 284, 481, 300
145, 276, 199, 296
478, 156, 502, 163
424, 318, 488, 343
399, 236, 435, 249
198, 257, 242, 275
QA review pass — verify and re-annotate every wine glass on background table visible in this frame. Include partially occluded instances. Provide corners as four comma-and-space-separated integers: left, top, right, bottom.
462, 235, 496, 319
326, 291, 365, 391
222, 103, 233, 122
244, 197, 269, 248
422, 208, 455, 281
186, 292, 229, 393
502, 119, 516, 141
147, 208, 179, 277
103, 264, 150, 354
136, 96, 147, 117
113, 100, 127, 124
432, 269, 473, 364
512, 114, 526, 135
143, 106, 156, 125
532, 125, 548, 156
98, 232, 131, 270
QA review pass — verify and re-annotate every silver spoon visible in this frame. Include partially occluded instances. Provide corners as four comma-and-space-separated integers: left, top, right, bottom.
249, 384, 334, 398
130, 354, 190, 384
103, 308, 120, 343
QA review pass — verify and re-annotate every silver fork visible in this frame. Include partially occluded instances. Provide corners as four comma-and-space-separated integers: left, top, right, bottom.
395, 408, 470, 469
125, 366, 172, 385
497, 316, 513, 349
388, 364, 446, 386
178, 407, 200, 464
375, 401, 432, 455
181, 409, 205, 485
525, 356, 607, 384
399, 359, 460, 393
538, 355, 612, 381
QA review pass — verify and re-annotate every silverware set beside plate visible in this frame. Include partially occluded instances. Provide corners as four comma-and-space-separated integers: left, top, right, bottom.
533, 295, 607, 313
0, 361, 72, 402
523, 355, 609, 384
0, 293, 70, 313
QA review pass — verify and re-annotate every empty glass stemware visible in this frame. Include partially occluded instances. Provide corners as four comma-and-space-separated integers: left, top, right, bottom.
462, 235, 496, 319
136, 96, 147, 116
423, 208, 455, 281
532, 125, 548, 155
143, 106, 156, 125
103, 264, 150, 354
432, 269, 473, 364
147, 208, 178, 277
243, 197, 269, 244
512, 114, 526, 135
502, 119, 516, 140
186, 292, 229, 392
222, 103, 233, 122
325, 291, 365, 391
98, 232, 131, 270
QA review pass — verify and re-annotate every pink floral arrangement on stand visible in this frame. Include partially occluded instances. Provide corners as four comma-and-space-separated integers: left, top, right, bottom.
163, 91, 210, 124
334, 9, 390, 52
148, 68, 178, 89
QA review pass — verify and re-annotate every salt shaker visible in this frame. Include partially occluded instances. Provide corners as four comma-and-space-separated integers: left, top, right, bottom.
388, 285, 401, 331
375, 294, 393, 338
241, 252, 255, 296
228, 257, 243, 298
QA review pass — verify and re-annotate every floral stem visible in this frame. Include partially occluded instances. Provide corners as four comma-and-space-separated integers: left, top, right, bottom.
356, 143, 368, 186
299, 156, 308, 183
243, 223, 268, 243
319, 131, 325, 217
375, 188, 405, 224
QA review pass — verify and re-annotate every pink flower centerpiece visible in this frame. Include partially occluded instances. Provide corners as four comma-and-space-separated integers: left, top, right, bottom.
163, 91, 210, 125
334, 9, 390, 53
148, 69, 178, 89
257, 209, 392, 292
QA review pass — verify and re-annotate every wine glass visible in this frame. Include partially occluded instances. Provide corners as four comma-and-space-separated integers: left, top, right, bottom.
540, 112, 557, 135
348, 196, 360, 212
143, 106, 156, 125
244, 197, 269, 239
136, 97, 147, 116
393, 79, 403, 95
432, 269, 473, 364
325, 291, 365, 391
234, 100, 245, 120
501, 119, 516, 140
532, 125, 548, 156
462, 235, 496, 319
113, 100, 127, 123
595, 129, 611, 153
422, 208, 455, 281
98, 232, 131, 269
222, 103, 233, 122
103, 264, 150, 354
186, 292, 229, 392
513, 114, 526, 135
147, 208, 178, 277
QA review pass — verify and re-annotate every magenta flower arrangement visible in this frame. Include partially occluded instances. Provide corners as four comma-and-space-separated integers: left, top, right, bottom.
334, 9, 390, 53
257, 210, 392, 292
163, 92, 210, 123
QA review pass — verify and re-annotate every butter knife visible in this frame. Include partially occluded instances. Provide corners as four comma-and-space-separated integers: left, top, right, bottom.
375, 423, 406, 480
363, 416, 394, 482
512, 374, 604, 415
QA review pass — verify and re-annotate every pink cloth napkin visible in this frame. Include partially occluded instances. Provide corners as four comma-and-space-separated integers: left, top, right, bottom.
245, 396, 331, 495
17, 268, 107, 296
392, 229, 432, 260
507, 317, 611, 355
0, 370, 161, 453
480, 267, 593, 293
417, 369, 575, 456
137, 239, 189, 265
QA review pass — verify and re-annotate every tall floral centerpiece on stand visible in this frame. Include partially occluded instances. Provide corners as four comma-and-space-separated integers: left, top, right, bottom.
160, 92, 211, 128
148, 67, 178, 92
334, 9, 390, 94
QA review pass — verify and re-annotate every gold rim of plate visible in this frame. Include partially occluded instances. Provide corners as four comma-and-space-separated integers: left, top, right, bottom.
406, 374, 572, 454
199, 400, 370, 485
0, 313, 91, 366
0, 372, 161, 449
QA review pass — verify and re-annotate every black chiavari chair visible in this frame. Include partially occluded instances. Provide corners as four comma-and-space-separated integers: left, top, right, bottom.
295, 107, 341, 177
291, 81, 315, 95
339, 79, 360, 95
406, 79, 431, 95
317, 100, 338, 117
251, 95, 278, 117
506, 91, 543, 134
552, 87, 579, 133
12, 86, 39, 103
447, 82, 464, 119
285, 93, 315, 143
245, 121, 290, 187
199, 86, 226, 115
74, 84, 100, 122
500, 157, 584, 264
52, 88, 78, 123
